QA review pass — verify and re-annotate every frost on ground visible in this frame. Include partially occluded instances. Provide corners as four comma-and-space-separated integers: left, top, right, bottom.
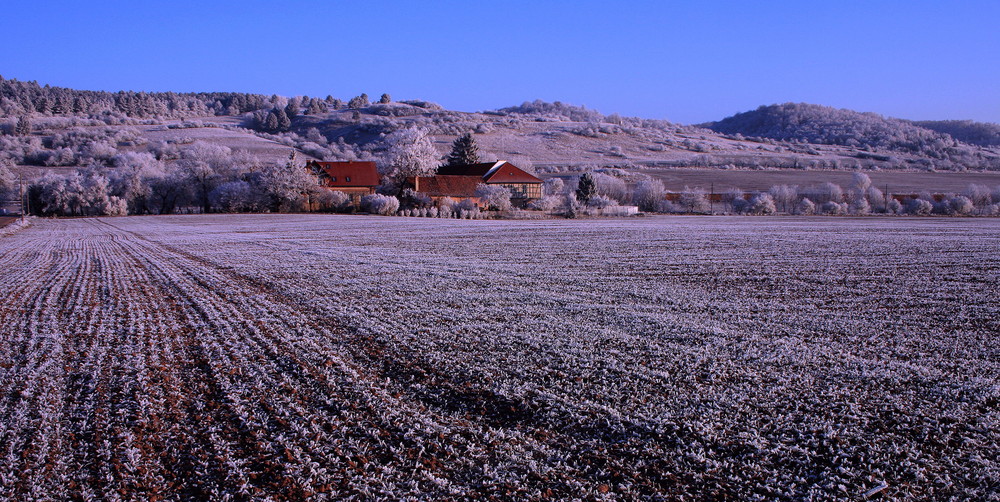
0, 215, 997, 500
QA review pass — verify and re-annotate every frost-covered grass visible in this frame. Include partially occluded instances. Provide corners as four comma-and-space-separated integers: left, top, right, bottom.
0, 215, 997, 500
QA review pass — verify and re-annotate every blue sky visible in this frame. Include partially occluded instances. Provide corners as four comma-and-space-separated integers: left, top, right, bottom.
2, 1, 997, 124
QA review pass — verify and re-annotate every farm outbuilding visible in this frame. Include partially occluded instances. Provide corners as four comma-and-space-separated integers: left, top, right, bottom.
414, 161, 543, 206
307, 161, 380, 205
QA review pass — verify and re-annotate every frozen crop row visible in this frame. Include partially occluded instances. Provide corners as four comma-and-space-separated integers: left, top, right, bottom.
0, 214, 997, 500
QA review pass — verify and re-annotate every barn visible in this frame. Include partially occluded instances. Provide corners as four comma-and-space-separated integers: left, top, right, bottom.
414, 161, 543, 205
307, 161, 380, 205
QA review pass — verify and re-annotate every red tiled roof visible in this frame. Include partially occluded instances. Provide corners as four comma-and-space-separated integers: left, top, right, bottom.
436, 161, 542, 184
414, 175, 481, 198
483, 162, 543, 184
310, 161, 380, 188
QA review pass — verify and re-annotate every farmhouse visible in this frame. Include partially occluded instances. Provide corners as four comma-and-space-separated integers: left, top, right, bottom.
413, 161, 543, 205
307, 160, 380, 204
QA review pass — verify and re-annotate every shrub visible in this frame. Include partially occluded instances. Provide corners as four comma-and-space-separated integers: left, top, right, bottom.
474, 184, 512, 211
746, 193, 776, 215
314, 190, 350, 212
907, 198, 934, 215
887, 198, 903, 214
795, 198, 816, 215
678, 188, 710, 213
529, 195, 561, 212
586, 194, 617, 209
820, 201, 847, 215
361, 193, 399, 215
949, 195, 974, 215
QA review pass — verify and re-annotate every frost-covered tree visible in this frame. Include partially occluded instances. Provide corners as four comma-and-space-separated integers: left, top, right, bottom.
593, 172, 628, 203
180, 159, 219, 213
907, 198, 933, 215
850, 197, 871, 215
678, 187, 710, 213
768, 184, 798, 213
259, 152, 320, 212
445, 133, 480, 167
475, 183, 512, 211
962, 184, 992, 210
949, 195, 974, 215
148, 168, 188, 214
379, 128, 440, 193
543, 177, 565, 196
746, 193, 776, 215
379, 93, 391, 104
633, 179, 666, 212
209, 180, 269, 213
0, 161, 15, 201
887, 197, 903, 214
803, 182, 844, 205
795, 198, 816, 215
575, 172, 597, 202
850, 172, 872, 192
586, 194, 617, 209
348, 93, 370, 109
110, 152, 163, 214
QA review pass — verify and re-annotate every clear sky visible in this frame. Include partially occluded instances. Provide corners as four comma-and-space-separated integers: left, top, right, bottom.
2, 1, 997, 124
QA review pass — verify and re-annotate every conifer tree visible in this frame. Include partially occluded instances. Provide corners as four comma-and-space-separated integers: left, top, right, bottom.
445, 133, 480, 166
15, 116, 30, 136
575, 172, 597, 202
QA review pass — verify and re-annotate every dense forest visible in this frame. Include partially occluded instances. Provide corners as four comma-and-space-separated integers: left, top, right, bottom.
912, 120, 1000, 148
705, 103, 997, 166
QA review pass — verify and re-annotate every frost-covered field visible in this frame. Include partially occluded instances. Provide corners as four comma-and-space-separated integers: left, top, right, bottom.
0, 215, 997, 500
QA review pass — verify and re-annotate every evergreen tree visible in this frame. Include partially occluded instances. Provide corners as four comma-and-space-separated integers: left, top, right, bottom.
264, 110, 280, 132
284, 100, 299, 119
348, 93, 369, 109
15, 116, 30, 136
445, 133, 480, 166
379, 93, 391, 104
575, 172, 597, 202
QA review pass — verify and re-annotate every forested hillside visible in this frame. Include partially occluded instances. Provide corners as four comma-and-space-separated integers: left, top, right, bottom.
703, 103, 1000, 165
912, 120, 1000, 148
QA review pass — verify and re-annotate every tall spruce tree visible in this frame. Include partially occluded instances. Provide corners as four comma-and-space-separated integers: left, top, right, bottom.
446, 133, 480, 166
575, 172, 597, 202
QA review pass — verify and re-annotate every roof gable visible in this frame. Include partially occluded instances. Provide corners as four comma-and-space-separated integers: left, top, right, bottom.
436, 161, 542, 184
482, 161, 543, 184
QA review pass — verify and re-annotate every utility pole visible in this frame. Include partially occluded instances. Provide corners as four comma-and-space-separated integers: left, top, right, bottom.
884, 184, 889, 212
19, 173, 26, 224
710, 183, 715, 215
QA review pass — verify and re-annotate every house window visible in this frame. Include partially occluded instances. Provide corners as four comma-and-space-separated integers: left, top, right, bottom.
346, 176, 351, 182
331, 176, 337, 182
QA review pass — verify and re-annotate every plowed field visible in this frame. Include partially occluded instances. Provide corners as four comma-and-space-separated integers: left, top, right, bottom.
1, 215, 997, 500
